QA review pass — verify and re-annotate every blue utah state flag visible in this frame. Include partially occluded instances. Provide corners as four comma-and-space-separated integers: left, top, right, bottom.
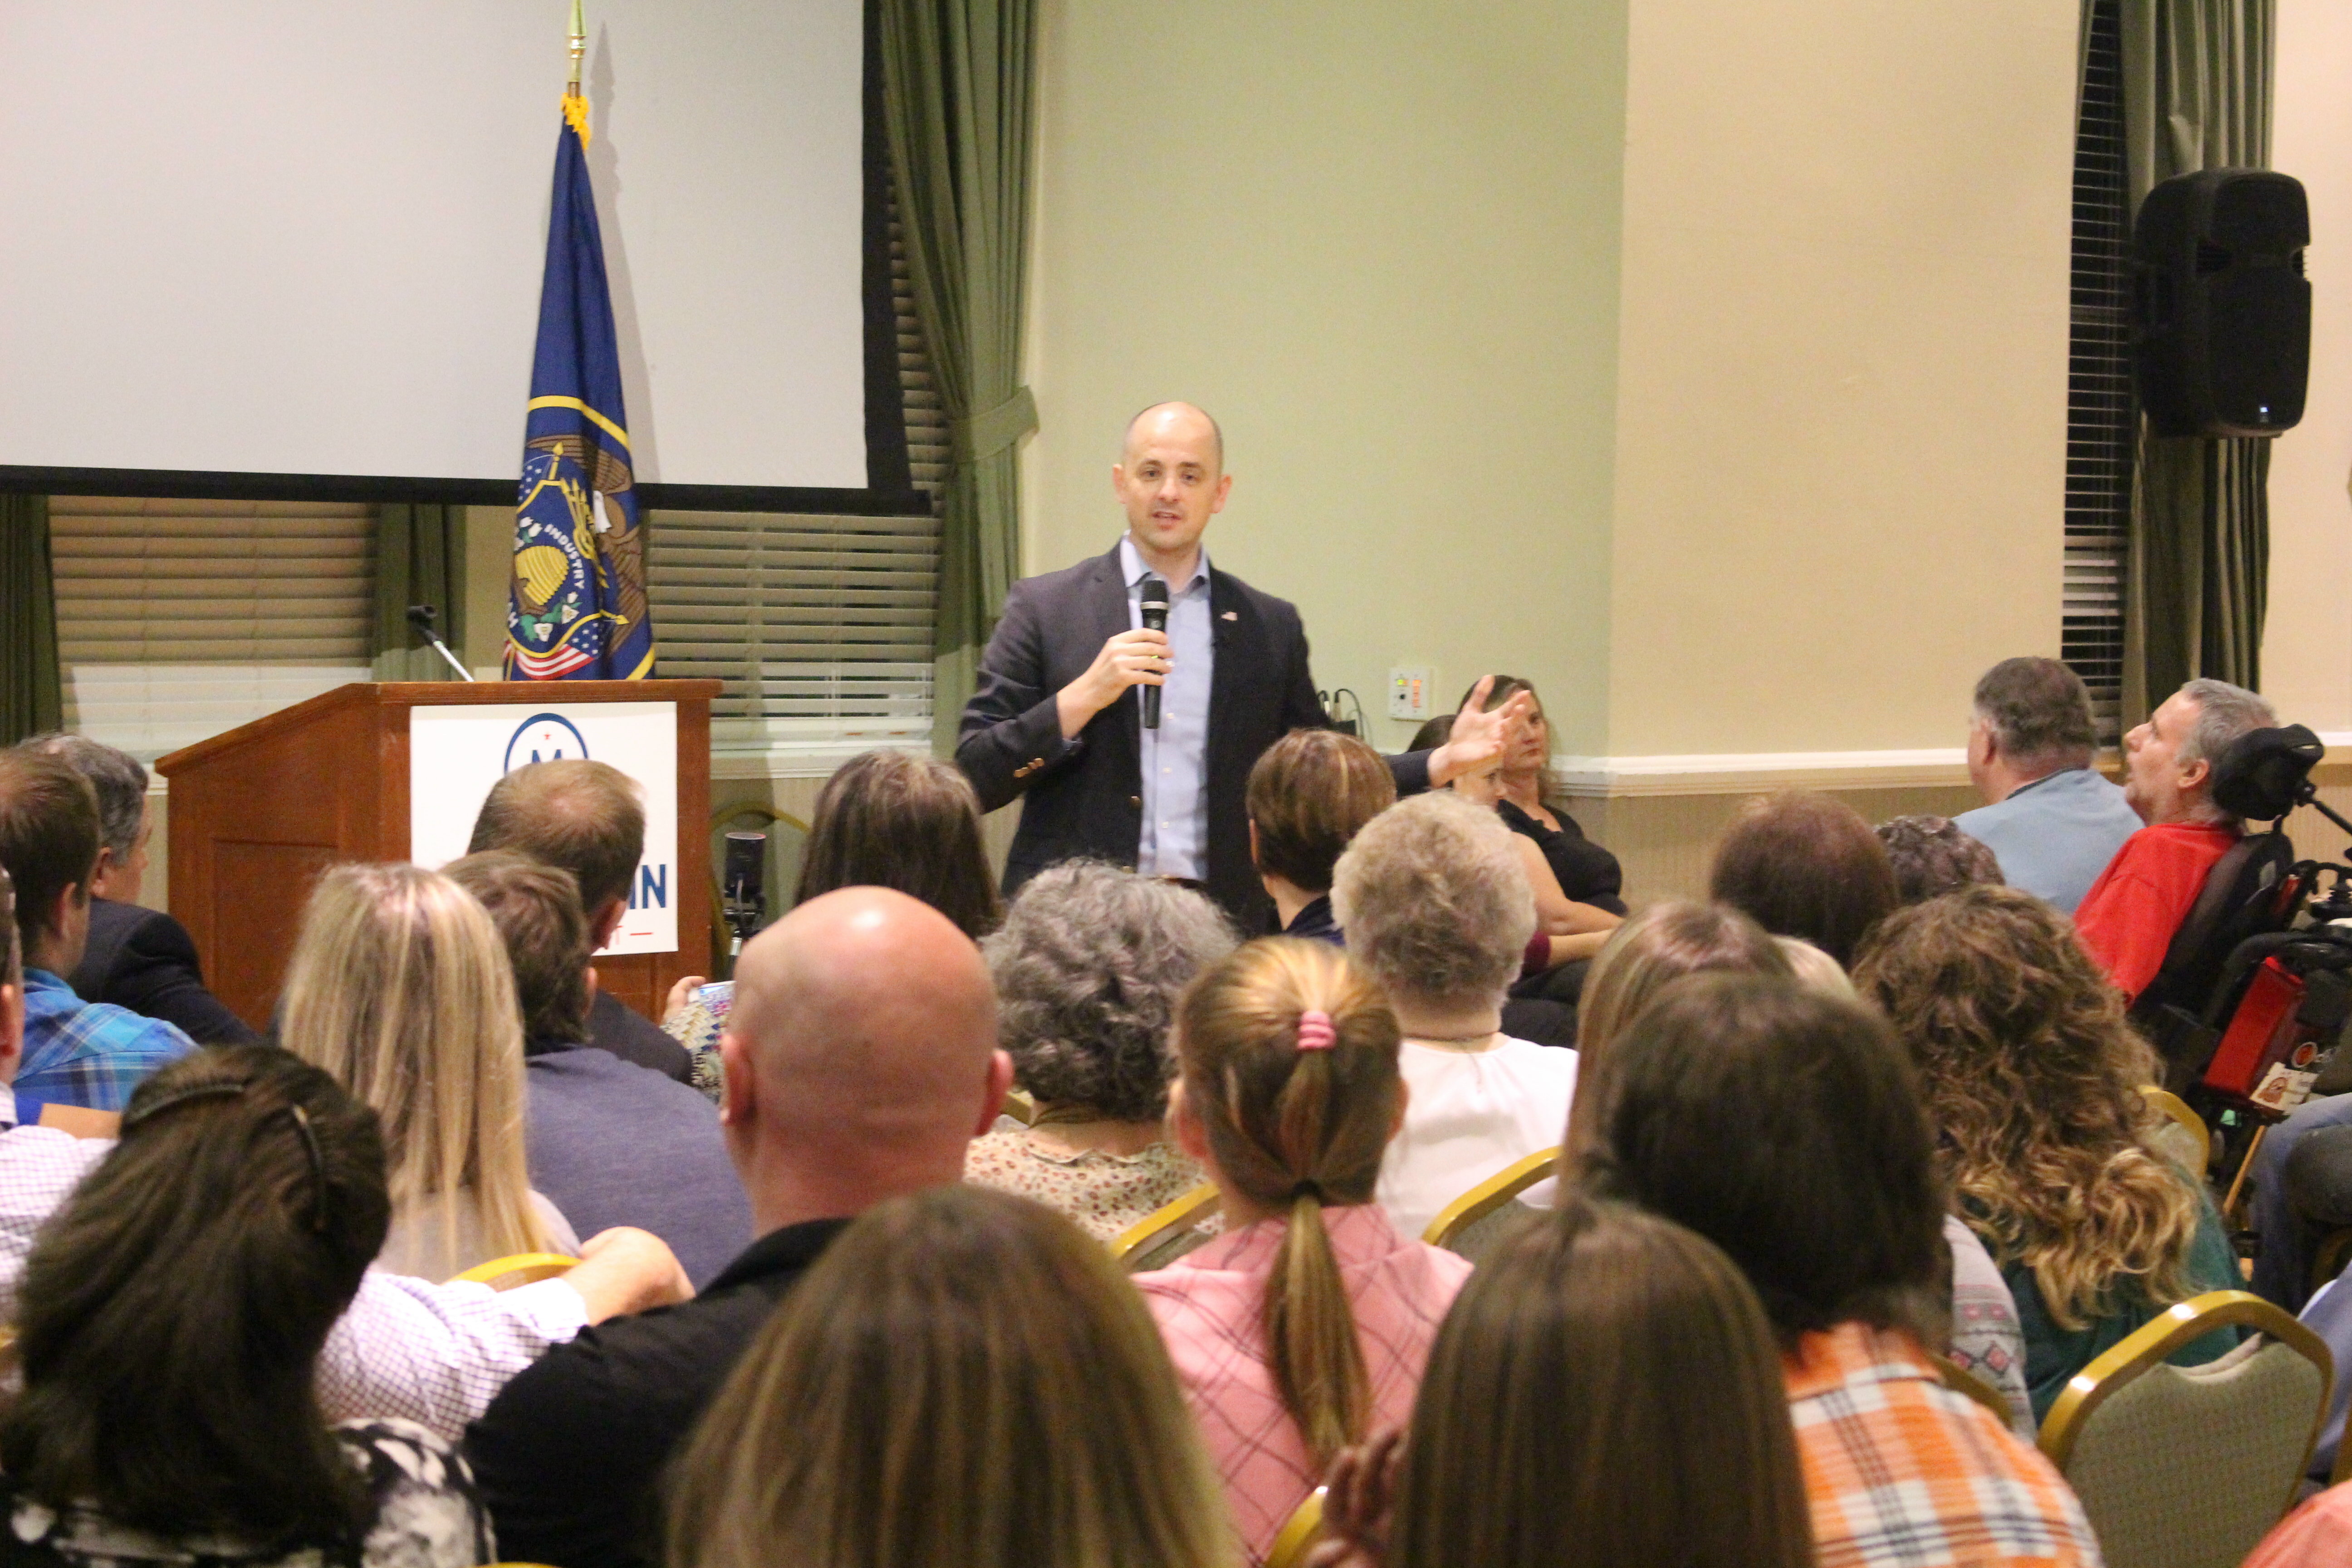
504, 94, 654, 681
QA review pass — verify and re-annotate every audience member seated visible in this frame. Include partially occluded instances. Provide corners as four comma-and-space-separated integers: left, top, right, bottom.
1246, 728, 1396, 944
1953, 656, 2142, 914
0, 865, 690, 1441
2244, 1481, 2352, 1568
2073, 676, 2278, 1004
465, 887, 1009, 1568
1710, 790, 1901, 969
1330, 794, 1575, 1237
0, 746, 193, 1114
1572, 974, 2101, 1565
1136, 937, 1471, 1563
1876, 814, 2003, 905
0, 1046, 491, 1568
468, 758, 693, 1083
1854, 884, 2241, 1421
1307, 1200, 1814, 1568
279, 862, 580, 1276
2261, 1120, 2352, 1314
964, 861, 1233, 1239
664, 749, 1004, 1089
666, 1186, 1231, 1568
1574, 901, 2034, 1431
446, 851, 754, 1289
29, 733, 258, 1044
1449, 676, 1627, 916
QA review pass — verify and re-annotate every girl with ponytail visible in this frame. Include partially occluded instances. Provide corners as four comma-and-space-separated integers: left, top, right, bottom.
1136, 937, 1471, 1564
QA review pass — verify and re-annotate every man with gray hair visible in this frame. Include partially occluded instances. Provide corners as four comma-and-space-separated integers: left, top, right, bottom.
2074, 677, 2278, 1004
1952, 658, 2143, 914
24, 734, 256, 1045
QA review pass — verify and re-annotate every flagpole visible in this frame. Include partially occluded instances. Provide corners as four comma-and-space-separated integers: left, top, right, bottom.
568, 0, 585, 96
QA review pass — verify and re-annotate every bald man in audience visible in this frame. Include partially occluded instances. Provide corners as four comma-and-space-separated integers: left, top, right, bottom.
464, 887, 1009, 1568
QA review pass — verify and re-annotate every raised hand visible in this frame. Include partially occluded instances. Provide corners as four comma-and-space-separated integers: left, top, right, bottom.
1428, 675, 1533, 785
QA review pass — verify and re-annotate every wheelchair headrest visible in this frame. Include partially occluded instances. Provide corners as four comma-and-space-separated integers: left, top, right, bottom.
2212, 723, 2323, 822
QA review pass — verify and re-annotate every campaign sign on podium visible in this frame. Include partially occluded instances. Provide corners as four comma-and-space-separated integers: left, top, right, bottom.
409, 701, 681, 955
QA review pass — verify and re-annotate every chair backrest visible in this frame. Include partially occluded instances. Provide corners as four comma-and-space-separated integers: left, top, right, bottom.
1938, 1357, 2017, 1428
1263, 1487, 1326, 1568
2133, 829, 2300, 1049
449, 1252, 583, 1291
1422, 1148, 1558, 1263
1000, 1088, 1039, 1127
2141, 1086, 2212, 1181
1112, 1183, 1222, 1273
2041, 1290, 2332, 1568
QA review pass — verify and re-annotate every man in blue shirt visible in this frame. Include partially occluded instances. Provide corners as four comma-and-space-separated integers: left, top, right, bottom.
1952, 657, 2143, 916
0, 747, 193, 1117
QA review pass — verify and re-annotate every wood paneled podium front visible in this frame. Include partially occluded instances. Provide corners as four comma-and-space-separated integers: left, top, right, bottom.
156, 680, 720, 1032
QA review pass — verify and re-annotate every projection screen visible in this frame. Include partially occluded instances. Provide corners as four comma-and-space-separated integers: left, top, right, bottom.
0, 0, 872, 493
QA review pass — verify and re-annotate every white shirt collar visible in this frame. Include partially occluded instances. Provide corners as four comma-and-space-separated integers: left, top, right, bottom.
1119, 534, 1210, 592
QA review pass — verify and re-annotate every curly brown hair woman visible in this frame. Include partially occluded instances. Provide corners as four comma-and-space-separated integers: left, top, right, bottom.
1852, 883, 2242, 1421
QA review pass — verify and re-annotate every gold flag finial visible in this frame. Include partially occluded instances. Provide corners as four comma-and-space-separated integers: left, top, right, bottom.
563, 0, 591, 143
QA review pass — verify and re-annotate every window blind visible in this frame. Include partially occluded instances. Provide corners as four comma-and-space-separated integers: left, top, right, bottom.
647, 510, 939, 751
2063, 0, 2132, 746
50, 495, 377, 759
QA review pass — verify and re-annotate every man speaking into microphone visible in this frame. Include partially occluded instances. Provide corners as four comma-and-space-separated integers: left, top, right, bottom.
956, 401, 1528, 923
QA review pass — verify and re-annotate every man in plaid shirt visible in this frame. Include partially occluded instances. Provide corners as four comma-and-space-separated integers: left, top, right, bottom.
1580, 973, 2102, 1567
0, 746, 194, 1115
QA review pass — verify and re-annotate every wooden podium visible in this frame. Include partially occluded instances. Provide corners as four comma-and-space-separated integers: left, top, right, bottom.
156, 680, 720, 1032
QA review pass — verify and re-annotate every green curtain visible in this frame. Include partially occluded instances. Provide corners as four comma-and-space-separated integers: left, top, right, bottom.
0, 494, 63, 745
878, 0, 1039, 754
2117, 0, 2275, 722
372, 503, 468, 680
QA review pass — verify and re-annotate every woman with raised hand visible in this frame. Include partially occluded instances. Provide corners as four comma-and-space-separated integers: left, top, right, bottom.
0, 1046, 493, 1568
1308, 1199, 1813, 1568
1137, 936, 1470, 1564
965, 860, 1235, 1241
279, 862, 575, 1278
666, 1185, 1231, 1568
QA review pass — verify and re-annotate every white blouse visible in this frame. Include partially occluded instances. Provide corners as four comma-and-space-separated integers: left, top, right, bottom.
1376, 1035, 1576, 1240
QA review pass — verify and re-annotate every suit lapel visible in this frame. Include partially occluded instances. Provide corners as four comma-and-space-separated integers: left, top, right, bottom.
1089, 545, 1141, 774
1206, 568, 1259, 786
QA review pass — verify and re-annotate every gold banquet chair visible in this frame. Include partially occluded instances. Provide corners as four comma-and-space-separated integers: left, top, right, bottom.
1421, 1149, 1558, 1264
1937, 1358, 2018, 1428
2140, 1086, 2212, 1182
1112, 1184, 1222, 1273
449, 1253, 583, 1292
1264, 1487, 1326, 1568
2039, 1290, 2331, 1568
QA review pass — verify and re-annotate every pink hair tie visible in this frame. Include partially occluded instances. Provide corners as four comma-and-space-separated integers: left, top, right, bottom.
1296, 1009, 1338, 1051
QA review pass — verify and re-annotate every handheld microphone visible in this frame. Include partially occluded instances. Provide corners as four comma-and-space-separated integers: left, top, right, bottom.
722, 831, 767, 954
1139, 576, 1170, 730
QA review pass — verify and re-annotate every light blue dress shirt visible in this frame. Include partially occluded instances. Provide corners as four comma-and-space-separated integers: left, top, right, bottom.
1952, 765, 2144, 916
1121, 534, 1214, 880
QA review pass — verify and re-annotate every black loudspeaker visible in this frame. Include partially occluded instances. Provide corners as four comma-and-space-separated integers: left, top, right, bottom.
2132, 169, 2310, 438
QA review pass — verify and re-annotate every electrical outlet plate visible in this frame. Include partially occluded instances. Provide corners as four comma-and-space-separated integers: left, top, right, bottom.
1388, 665, 1433, 720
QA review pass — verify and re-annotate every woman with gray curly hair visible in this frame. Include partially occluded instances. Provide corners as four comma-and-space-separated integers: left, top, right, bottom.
1333, 792, 1576, 1238
963, 861, 1236, 1240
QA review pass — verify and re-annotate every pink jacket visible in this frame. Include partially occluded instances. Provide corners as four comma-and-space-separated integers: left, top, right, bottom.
1136, 1204, 1473, 1563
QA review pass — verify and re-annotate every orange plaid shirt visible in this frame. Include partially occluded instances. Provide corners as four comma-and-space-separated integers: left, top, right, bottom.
1787, 1323, 2104, 1567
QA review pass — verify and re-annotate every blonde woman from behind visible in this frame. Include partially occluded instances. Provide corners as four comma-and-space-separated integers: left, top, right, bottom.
279, 862, 575, 1279
1139, 937, 1471, 1564
666, 1185, 1232, 1568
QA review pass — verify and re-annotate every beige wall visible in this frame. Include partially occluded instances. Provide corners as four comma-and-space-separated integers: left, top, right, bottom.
1604, 0, 2078, 756
1021, 0, 1629, 755
2262, 0, 2352, 732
